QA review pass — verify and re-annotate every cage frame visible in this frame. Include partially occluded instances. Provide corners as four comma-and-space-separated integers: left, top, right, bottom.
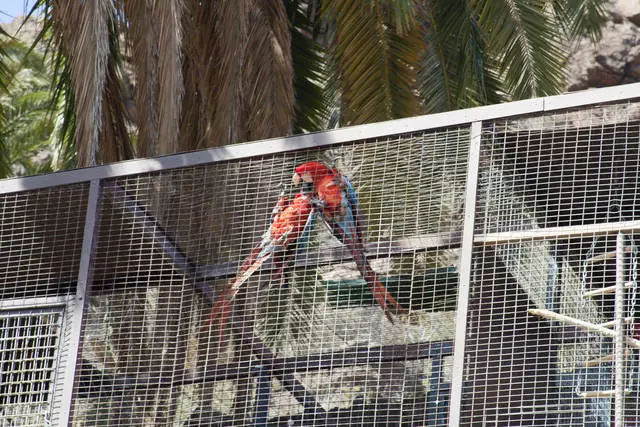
0, 83, 639, 426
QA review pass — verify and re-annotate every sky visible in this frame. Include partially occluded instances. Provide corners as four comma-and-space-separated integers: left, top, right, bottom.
0, 0, 34, 23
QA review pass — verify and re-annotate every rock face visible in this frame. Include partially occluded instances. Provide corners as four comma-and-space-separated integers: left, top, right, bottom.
566, 0, 640, 91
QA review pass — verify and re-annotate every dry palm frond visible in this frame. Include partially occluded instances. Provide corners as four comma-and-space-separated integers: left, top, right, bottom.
208, 0, 249, 146
122, 0, 158, 158
156, 0, 184, 155
52, 0, 114, 167
99, 19, 134, 163
243, 0, 294, 141
178, 0, 214, 151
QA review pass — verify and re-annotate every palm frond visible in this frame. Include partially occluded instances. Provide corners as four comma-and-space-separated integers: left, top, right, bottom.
99, 17, 134, 163
46, 0, 114, 167
287, 0, 332, 133
387, 0, 418, 35
549, 0, 607, 42
156, 0, 184, 155
0, 28, 60, 177
420, 0, 500, 112
208, 0, 249, 146
322, 0, 422, 125
0, 28, 12, 177
243, 0, 294, 141
476, 0, 566, 99
122, 0, 159, 158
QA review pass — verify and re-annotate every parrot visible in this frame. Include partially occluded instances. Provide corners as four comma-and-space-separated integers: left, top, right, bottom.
204, 189, 317, 335
292, 161, 405, 321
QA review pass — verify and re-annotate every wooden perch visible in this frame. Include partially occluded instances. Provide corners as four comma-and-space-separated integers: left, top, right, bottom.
582, 350, 630, 367
583, 282, 633, 298
585, 247, 633, 264
579, 389, 630, 398
528, 309, 640, 349
599, 317, 633, 329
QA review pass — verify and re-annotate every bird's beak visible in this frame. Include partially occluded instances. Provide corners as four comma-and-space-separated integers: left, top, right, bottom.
292, 172, 313, 185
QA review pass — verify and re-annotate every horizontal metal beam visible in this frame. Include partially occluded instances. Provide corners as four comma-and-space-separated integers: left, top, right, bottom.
2, 83, 639, 195
0, 295, 71, 311
475, 219, 640, 245
195, 232, 457, 282
75, 340, 453, 398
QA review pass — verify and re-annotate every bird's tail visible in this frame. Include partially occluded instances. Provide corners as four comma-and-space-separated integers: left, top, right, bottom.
332, 221, 405, 321
201, 246, 271, 338
363, 269, 405, 322
201, 293, 233, 341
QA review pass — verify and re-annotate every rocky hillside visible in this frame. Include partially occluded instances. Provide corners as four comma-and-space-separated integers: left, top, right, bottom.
566, 0, 640, 91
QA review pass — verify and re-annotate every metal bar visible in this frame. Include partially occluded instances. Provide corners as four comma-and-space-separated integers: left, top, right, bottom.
449, 120, 482, 427
105, 179, 455, 286
75, 341, 453, 397
2, 84, 640, 195
615, 232, 625, 427
58, 179, 101, 425
0, 296, 71, 311
195, 232, 457, 281
252, 364, 271, 427
475, 219, 640, 245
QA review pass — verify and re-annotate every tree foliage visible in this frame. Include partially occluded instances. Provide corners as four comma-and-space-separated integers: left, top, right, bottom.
0, 31, 56, 177
0, 0, 608, 169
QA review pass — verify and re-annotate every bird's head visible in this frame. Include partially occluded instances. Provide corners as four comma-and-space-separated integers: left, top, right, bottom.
292, 161, 332, 186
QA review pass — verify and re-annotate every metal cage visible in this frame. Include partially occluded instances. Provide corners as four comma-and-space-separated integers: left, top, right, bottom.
1, 84, 640, 426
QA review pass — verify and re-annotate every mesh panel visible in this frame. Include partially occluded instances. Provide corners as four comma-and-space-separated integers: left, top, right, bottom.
70, 128, 468, 425
0, 184, 88, 300
0, 184, 87, 425
3, 91, 640, 426
462, 101, 640, 425
0, 307, 64, 426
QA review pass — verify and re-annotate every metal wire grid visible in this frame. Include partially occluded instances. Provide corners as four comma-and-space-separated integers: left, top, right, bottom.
462, 101, 640, 425
68, 128, 468, 425
0, 87, 638, 427
0, 184, 88, 301
0, 184, 88, 425
0, 307, 63, 426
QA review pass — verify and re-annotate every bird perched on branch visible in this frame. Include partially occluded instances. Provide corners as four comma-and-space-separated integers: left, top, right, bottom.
204, 189, 317, 336
293, 161, 404, 321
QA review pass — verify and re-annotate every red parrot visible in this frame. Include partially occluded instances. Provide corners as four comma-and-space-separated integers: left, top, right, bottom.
204, 191, 317, 335
293, 161, 404, 321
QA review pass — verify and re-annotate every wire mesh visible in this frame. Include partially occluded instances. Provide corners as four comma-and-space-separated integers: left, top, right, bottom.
70, 128, 468, 425
2, 89, 640, 426
0, 307, 64, 426
464, 101, 640, 425
0, 184, 88, 300
0, 184, 88, 425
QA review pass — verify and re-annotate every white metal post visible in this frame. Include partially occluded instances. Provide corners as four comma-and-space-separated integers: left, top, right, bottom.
448, 121, 482, 426
58, 179, 102, 425
615, 232, 626, 427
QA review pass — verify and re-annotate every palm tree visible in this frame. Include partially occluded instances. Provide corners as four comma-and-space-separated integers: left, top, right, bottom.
1, 1, 610, 424
11, 0, 605, 168
0, 30, 56, 177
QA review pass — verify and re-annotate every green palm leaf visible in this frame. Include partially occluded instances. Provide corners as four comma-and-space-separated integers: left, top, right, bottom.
287, 0, 332, 132
477, 0, 566, 99
322, 0, 422, 125
549, 0, 607, 42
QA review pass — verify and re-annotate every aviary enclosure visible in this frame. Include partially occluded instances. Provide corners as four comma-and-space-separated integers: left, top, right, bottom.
1, 84, 640, 426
